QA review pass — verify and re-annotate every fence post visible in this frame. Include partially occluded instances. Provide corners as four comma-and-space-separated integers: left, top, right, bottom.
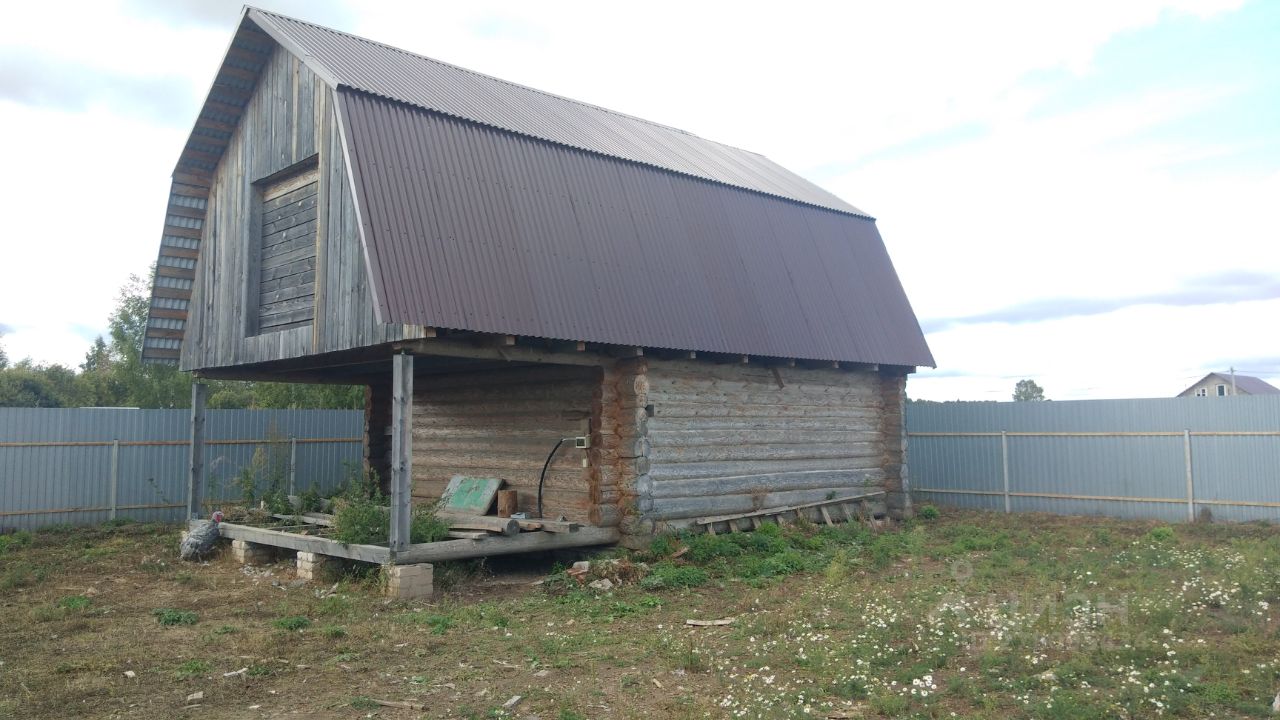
289, 436, 298, 497
187, 383, 207, 522
1001, 430, 1011, 513
109, 439, 120, 521
1184, 429, 1194, 522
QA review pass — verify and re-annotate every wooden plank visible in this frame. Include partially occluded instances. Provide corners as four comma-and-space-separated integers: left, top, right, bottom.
394, 527, 620, 564
497, 490, 518, 518
187, 383, 206, 521
260, 305, 315, 329
262, 206, 318, 236
263, 171, 317, 203
271, 512, 335, 526
819, 506, 834, 527
259, 282, 315, 306
516, 519, 579, 533
262, 192, 317, 222
259, 294, 315, 317
694, 491, 886, 526
217, 522, 389, 564
260, 240, 317, 269
263, 179, 317, 208
440, 476, 503, 514
260, 268, 315, 292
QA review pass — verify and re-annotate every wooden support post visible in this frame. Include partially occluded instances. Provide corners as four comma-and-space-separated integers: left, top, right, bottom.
389, 354, 414, 555
1184, 429, 1195, 521
109, 439, 120, 522
1001, 430, 1011, 514
187, 383, 207, 521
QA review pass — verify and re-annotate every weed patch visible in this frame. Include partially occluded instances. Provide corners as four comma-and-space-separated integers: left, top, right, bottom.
273, 616, 311, 631
173, 660, 210, 680
152, 608, 198, 626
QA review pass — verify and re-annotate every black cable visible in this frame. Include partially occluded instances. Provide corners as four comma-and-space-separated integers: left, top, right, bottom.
537, 438, 567, 519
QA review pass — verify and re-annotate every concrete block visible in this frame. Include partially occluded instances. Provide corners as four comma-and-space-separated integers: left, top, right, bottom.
384, 563, 434, 600
230, 539, 272, 565
295, 551, 328, 581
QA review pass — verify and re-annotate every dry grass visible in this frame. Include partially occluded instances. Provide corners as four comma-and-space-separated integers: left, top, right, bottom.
2, 510, 1280, 719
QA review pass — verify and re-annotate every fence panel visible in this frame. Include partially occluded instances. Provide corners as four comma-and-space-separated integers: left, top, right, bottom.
907, 396, 1280, 523
0, 408, 364, 531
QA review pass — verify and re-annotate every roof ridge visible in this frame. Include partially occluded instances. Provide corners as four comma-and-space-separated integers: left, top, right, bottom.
249, 6, 770, 159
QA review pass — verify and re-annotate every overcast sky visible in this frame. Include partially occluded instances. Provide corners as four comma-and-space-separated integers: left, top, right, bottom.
0, 0, 1276, 400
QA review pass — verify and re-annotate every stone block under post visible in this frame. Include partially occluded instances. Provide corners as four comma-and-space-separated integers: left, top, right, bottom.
230, 539, 273, 565
383, 563, 434, 600
295, 551, 328, 581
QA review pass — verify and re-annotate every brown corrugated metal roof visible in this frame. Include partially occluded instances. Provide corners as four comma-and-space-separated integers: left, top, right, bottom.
248, 8, 867, 218
338, 90, 934, 367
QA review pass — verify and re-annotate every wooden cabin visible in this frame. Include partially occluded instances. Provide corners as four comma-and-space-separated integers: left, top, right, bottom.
145, 8, 935, 556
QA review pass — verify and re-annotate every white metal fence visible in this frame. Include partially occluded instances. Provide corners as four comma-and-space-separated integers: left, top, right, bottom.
0, 408, 363, 530
907, 397, 1280, 523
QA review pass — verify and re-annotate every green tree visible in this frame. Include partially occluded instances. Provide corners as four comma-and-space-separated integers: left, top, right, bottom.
0, 272, 366, 409
0, 333, 8, 369
0, 360, 86, 407
1012, 379, 1046, 402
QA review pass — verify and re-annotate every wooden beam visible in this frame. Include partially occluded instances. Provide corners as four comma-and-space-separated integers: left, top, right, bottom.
392, 338, 607, 367
217, 522, 390, 564
389, 354, 413, 555
186, 383, 206, 521
394, 527, 620, 564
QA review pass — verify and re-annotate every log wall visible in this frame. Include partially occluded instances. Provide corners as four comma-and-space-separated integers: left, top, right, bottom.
373, 354, 910, 539
623, 358, 908, 536
410, 365, 604, 524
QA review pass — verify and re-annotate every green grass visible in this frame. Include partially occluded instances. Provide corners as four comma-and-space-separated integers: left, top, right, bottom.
272, 616, 311, 631
173, 659, 210, 680
0, 530, 33, 554
152, 608, 198, 626
56, 595, 91, 611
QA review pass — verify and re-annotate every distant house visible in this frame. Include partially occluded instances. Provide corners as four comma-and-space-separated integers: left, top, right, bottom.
1178, 372, 1280, 398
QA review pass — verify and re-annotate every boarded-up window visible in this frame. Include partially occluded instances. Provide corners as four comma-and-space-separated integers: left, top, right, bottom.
257, 162, 318, 332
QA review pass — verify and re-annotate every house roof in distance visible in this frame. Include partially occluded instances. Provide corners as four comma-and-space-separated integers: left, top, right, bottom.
1178, 372, 1280, 396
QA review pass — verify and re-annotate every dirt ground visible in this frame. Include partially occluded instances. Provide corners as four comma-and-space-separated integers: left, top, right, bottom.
0, 522, 734, 720
4, 511, 1280, 719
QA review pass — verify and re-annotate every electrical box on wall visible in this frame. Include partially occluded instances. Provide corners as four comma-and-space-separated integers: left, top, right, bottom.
574, 436, 590, 449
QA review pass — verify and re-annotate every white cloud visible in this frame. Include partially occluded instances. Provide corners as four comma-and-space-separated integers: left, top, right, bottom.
0, 0, 1272, 404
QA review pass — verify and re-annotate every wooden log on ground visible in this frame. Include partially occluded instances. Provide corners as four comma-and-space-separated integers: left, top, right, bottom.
394, 526, 620, 564
434, 510, 519, 536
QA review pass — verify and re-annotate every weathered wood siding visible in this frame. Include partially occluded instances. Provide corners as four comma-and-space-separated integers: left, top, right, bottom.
257, 167, 319, 331
410, 366, 605, 524
624, 358, 903, 534
181, 43, 422, 372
